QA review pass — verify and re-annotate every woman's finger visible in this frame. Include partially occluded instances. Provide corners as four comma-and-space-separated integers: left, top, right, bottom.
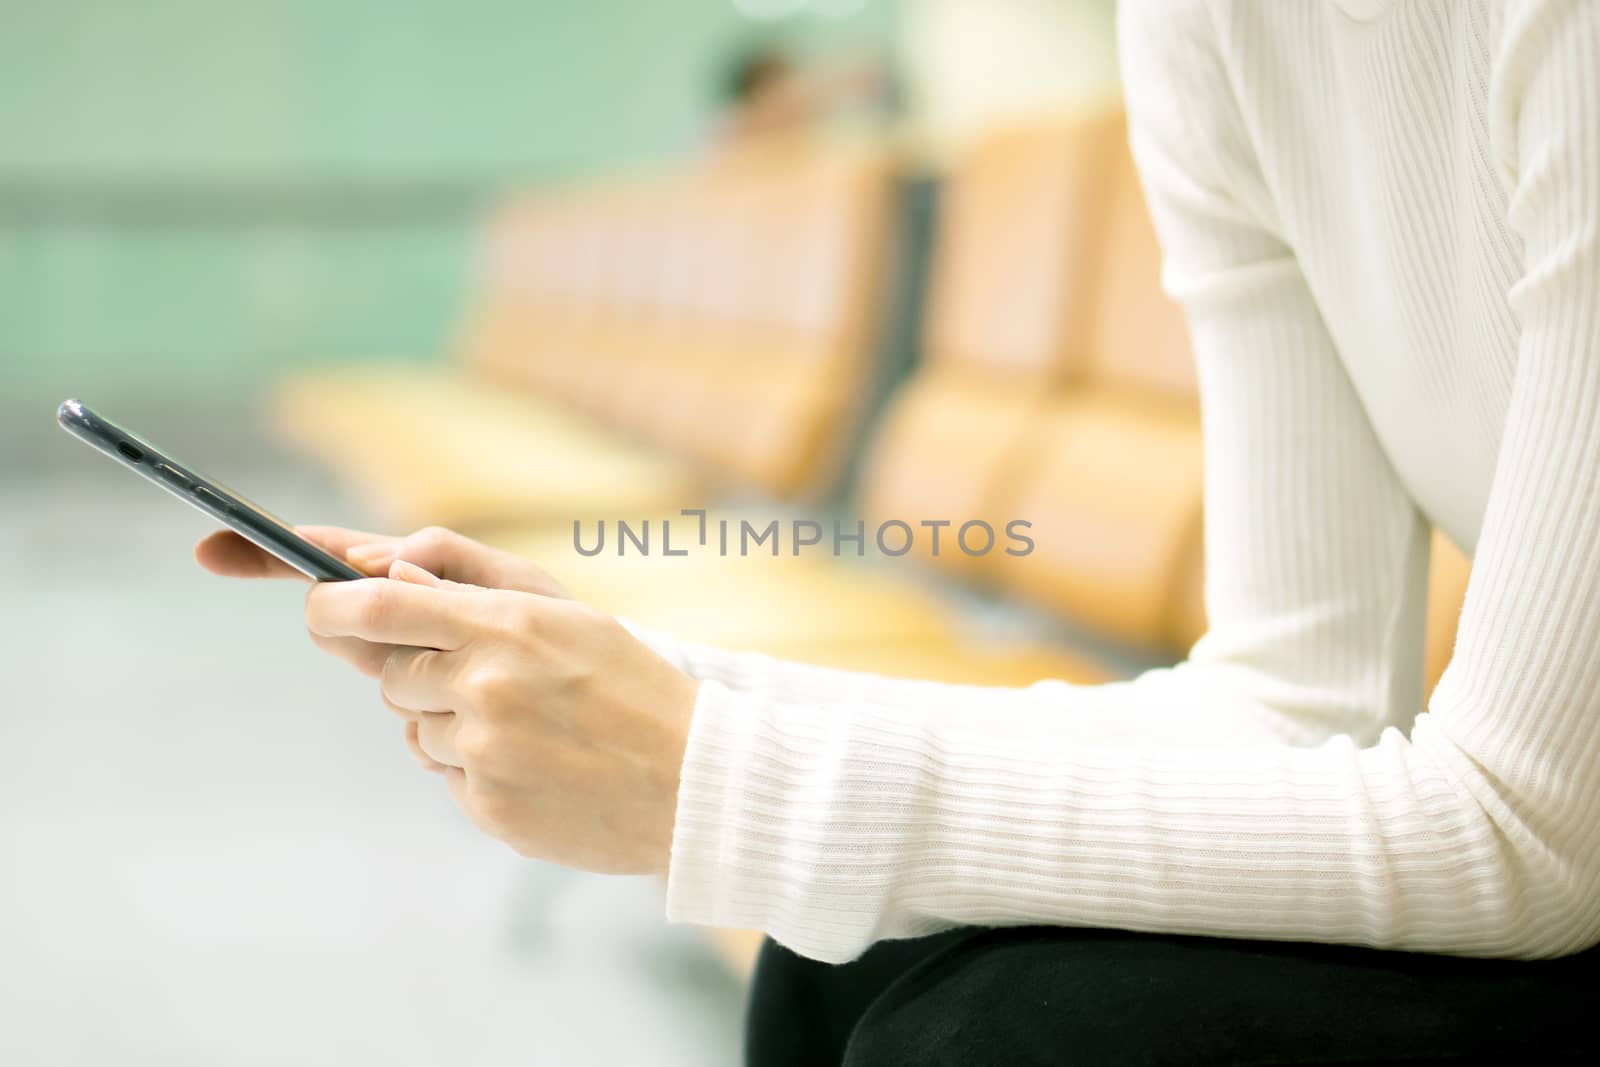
416, 711, 463, 767
386, 559, 460, 591
196, 529, 302, 579
305, 578, 479, 650
442, 764, 470, 808
404, 720, 448, 774
440, 765, 498, 841
381, 646, 460, 713
382, 694, 422, 722
196, 526, 395, 580
359, 526, 532, 591
310, 631, 393, 677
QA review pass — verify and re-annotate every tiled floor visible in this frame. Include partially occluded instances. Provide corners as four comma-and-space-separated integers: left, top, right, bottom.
0, 399, 744, 1066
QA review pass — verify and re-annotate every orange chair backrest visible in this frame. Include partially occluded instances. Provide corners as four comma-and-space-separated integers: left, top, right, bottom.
922, 110, 1128, 382
981, 117, 1203, 648
859, 109, 1133, 544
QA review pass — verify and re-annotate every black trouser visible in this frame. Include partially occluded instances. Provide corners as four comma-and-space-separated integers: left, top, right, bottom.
745, 926, 1600, 1066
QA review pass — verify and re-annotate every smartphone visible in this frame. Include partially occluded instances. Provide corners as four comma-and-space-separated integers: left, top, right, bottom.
57, 398, 364, 581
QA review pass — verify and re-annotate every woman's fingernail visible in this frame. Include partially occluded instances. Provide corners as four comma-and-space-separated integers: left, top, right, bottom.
388, 558, 441, 585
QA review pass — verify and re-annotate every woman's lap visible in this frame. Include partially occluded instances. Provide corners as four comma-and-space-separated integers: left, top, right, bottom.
746, 926, 1600, 1066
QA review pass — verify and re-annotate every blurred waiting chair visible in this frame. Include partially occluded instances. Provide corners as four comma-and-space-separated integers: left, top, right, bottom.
271, 135, 894, 530
495, 109, 1135, 683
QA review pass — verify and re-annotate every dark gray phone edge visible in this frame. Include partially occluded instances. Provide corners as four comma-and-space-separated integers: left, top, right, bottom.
56, 398, 364, 582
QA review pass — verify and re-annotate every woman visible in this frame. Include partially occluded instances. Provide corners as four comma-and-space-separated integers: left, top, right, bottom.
200, 0, 1600, 1062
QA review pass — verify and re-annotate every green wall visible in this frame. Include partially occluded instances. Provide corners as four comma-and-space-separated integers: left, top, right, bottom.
1, 0, 894, 400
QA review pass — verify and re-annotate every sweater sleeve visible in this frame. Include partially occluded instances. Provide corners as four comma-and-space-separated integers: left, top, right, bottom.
656, 0, 1600, 964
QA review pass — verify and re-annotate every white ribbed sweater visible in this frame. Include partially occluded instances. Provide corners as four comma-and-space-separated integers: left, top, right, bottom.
633, 0, 1600, 964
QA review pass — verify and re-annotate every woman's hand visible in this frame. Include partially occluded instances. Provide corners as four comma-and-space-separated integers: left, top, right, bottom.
306, 561, 698, 875
196, 524, 570, 678
197, 524, 696, 874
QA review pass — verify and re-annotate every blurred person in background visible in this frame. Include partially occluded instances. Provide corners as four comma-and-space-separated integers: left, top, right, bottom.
194, 0, 1600, 1063
709, 40, 894, 148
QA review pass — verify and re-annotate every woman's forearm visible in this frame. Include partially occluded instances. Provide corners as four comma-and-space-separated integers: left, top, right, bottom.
665, 678, 1600, 965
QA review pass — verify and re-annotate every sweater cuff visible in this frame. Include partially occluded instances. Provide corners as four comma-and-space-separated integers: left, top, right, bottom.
661, 679, 891, 963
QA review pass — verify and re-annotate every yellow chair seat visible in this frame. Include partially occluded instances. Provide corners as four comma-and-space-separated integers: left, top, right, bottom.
494, 522, 954, 650
271, 367, 708, 530
492, 523, 1114, 685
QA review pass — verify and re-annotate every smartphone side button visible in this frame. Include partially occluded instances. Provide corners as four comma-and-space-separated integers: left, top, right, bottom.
192, 485, 231, 514
153, 463, 190, 489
